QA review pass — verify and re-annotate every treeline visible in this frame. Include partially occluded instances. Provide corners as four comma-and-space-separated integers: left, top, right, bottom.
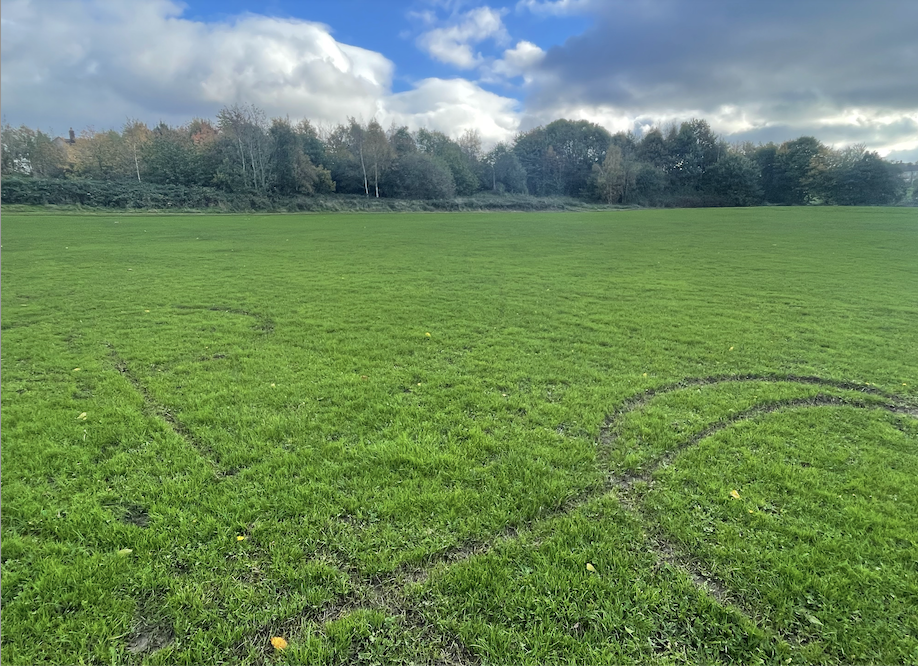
2, 105, 914, 209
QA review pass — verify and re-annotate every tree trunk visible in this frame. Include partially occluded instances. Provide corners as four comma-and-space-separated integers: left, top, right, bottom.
359, 147, 369, 196
132, 144, 141, 182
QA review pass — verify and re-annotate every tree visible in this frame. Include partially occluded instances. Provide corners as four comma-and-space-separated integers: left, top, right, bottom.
346, 117, 370, 196
826, 150, 905, 205
73, 129, 126, 180
1, 125, 67, 177
296, 119, 328, 168
513, 119, 612, 196
752, 143, 780, 203
702, 152, 763, 206
384, 153, 456, 199
216, 104, 271, 191
665, 119, 720, 191
122, 119, 151, 182
416, 129, 478, 195
494, 152, 528, 194
388, 125, 417, 157
632, 163, 666, 205
637, 128, 668, 169
457, 128, 482, 162
142, 123, 203, 186
364, 120, 393, 197
772, 136, 825, 204
270, 117, 305, 195
591, 145, 633, 204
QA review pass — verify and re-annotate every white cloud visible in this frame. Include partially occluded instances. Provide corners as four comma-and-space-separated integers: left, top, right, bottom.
0, 0, 523, 147
483, 40, 546, 83
1, 0, 393, 129
380, 78, 520, 146
416, 6, 509, 69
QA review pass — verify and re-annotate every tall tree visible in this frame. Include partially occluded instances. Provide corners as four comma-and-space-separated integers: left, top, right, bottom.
387, 125, 417, 157
772, 136, 825, 204
346, 117, 370, 196
591, 145, 635, 204
514, 119, 612, 196
122, 119, 151, 183
702, 151, 763, 206
217, 104, 271, 191
665, 119, 720, 191
73, 129, 125, 180
364, 120, 393, 198
142, 123, 203, 186
416, 129, 478, 195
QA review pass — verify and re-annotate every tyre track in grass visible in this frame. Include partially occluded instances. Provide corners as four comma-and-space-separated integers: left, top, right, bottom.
107, 345, 225, 477
205, 376, 918, 663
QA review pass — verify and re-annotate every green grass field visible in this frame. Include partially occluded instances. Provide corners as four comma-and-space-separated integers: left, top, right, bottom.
2, 207, 916, 665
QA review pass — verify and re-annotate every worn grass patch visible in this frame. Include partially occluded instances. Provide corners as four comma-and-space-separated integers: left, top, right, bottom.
2, 207, 916, 664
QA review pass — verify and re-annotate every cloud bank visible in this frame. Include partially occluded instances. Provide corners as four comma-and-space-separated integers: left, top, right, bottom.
0, 0, 521, 144
517, 0, 918, 155
3, 0, 916, 158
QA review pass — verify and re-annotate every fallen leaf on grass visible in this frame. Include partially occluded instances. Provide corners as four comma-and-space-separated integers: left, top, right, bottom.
730, 489, 741, 499
236, 535, 246, 541
586, 562, 596, 573
271, 636, 288, 650
425, 332, 431, 337
73, 367, 81, 372
77, 412, 88, 420
118, 548, 133, 556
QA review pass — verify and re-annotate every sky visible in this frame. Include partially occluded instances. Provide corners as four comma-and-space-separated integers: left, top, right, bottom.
2, 0, 917, 160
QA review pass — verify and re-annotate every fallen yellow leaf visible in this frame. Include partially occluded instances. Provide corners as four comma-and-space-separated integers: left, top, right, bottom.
425, 332, 431, 337
77, 412, 87, 420
271, 636, 288, 650
236, 535, 246, 541
585, 562, 596, 573
730, 489, 741, 499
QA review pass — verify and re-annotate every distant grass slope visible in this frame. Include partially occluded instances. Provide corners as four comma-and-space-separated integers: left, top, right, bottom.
2, 207, 916, 665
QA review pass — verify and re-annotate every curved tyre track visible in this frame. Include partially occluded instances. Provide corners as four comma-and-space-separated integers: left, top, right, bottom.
194, 375, 918, 662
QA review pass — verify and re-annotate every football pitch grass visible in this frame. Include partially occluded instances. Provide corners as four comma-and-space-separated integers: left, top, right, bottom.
2, 207, 916, 664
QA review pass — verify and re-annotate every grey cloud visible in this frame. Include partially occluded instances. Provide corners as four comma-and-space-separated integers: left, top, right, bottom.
522, 0, 918, 150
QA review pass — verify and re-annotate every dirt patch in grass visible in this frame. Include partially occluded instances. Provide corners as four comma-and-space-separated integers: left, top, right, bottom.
127, 621, 174, 654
